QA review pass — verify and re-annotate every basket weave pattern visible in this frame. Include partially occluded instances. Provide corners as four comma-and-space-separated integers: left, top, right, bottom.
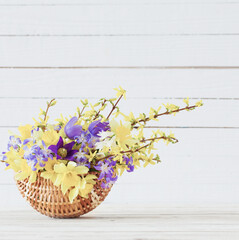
16, 173, 112, 218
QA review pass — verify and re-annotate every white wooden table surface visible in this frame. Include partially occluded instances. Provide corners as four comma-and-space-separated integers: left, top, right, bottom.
1, 204, 239, 240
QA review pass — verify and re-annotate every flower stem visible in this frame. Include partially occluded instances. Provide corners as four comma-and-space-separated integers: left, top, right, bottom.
96, 143, 151, 161
106, 95, 123, 119
43, 98, 56, 122
133, 105, 197, 128
78, 105, 86, 119
93, 99, 107, 120
141, 136, 178, 143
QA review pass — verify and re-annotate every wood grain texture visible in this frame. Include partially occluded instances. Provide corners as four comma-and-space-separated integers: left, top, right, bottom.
0, 0, 239, 5
1, 4, 239, 35
0, 205, 239, 240
0, 36, 239, 66
0, 69, 238, 98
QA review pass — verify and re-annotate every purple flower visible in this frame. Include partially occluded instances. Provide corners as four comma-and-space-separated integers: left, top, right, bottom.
2, 152, 9, 167
75, 131, 100, 149
41, 141, 53, 160
48, 136, 78, 161
64, 117, 83, 140
86, 134, 100, 148
88, 120, 110, 137
73, 150, 90, 167
73, 149, 86, 161
23, 145, 48, 171
8, 136, 21, 151
74, 131, 88, 149
94, 158, 117, 188
23, 127, 38, 145
101, 174, 118, 189
54, 125, 62, 131
123, 155, 134, 172
94, 159, 115, 180
36, 154, 48, 168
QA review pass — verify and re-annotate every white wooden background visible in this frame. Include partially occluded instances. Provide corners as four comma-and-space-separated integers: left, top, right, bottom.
0, 0, 239, 211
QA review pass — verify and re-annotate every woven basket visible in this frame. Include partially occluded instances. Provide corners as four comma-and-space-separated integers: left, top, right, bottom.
16, 172, 112, 218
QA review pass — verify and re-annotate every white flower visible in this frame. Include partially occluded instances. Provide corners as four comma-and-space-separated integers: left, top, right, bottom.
32, 129, 43, 141
95, 135, 116, 150
98, 131, 114, 140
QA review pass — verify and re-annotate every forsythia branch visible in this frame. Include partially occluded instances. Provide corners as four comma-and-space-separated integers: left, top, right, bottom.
43, 98, 56, 122
106, 95, 123, 119
133, 105, 197, 128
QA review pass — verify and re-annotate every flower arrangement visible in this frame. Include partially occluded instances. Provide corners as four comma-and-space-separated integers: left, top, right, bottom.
1, 87, 203, 206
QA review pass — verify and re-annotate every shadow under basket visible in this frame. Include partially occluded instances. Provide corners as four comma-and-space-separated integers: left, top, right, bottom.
16, 173, 112, 218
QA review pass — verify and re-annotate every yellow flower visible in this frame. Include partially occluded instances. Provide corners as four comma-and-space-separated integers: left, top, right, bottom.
32, 129, 43, 144
195, 100, 203, 107
42, 130, 59, 146
183, 97, 189, 106
149, 107, 156, 120
5, 148, 24, 172
41, 157, 58, 182
68, 174, 97, 203
55, 114, 67, 126
114, 86, 126, 100
18, 124, 32, 140
85, 150, 97, 162
110, 120, 137, 150
124, 112, 136, 122
53, 162, 89, 195
14, 159, 37, 183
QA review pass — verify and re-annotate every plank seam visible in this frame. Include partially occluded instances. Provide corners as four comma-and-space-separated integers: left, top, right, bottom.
1, 34, 239, 37
1, 66, 239, 69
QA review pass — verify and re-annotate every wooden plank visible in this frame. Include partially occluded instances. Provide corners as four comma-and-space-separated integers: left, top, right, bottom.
0, 69, 238, 98
0, 4, 239, 35
0, 205, 239, 240
0, 36, 239, 66
0, 98, 236, 127
0, 0, 239, 5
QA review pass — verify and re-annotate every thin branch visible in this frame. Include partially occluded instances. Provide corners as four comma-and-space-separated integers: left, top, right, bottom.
96, 143, 151, 162
133, 105, 197, 128
43, 98, 55, 122
93, 99, 107, 120
141, 136, 178, 143
78, 105, 86, 119
138, 158, 161, 163
106, 95, 123, 119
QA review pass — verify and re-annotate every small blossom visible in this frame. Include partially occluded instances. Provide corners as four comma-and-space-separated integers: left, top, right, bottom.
101, 174, 118, 189
8, 136, 21, 151
2, 152, 9, 167
88, 120, 110, 137
23, 145, 49, 171
73, 150, 90, 167
123, 155, 134, 172
74, 131, 89, 149
94, 159, 115, 180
